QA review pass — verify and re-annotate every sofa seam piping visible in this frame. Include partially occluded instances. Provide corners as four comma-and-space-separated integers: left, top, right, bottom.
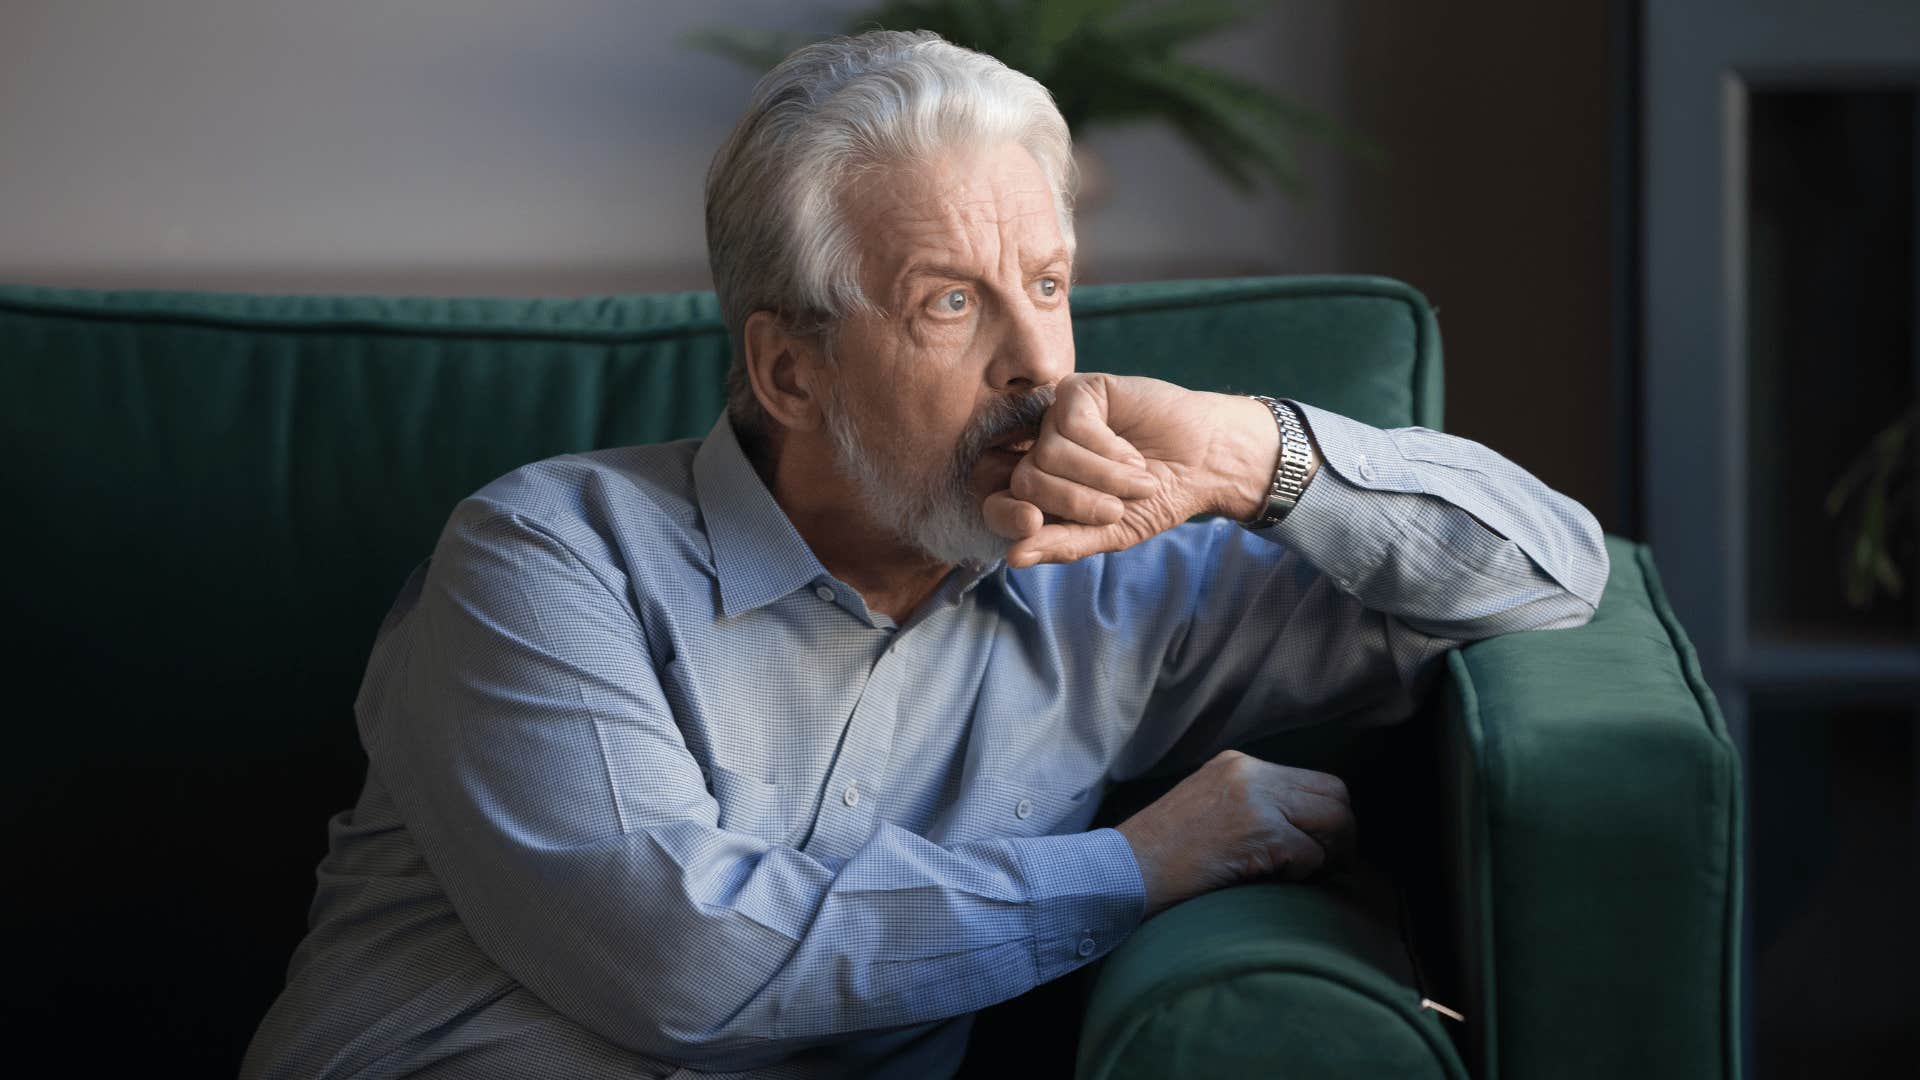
1444, 646, 1499, 1080
1633, 542, 1743, 1080
0, 275, 1427, 349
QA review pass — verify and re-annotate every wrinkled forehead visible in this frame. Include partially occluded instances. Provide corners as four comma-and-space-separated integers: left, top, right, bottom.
843, 143, 1066, 296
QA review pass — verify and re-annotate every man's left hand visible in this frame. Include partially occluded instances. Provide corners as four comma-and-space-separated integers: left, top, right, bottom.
982, 373, 1281, 568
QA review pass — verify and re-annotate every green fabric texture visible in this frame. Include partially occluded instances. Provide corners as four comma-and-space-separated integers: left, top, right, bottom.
0, 274, 1438, 1072
1077, 871, 1469, 1079
0, 274, 1735, 1079
1435, 535, 1742, 1079
1076, 539, 1740, 1080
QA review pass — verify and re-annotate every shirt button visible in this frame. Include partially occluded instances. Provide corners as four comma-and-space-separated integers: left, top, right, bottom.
1355, 454, 1376, 482
814, 585, 835, 602
1077, 936, 1097, 958
1014, 797, 1033, 819
842, 782, 860, 808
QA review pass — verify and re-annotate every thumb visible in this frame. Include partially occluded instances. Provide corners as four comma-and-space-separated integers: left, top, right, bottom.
1006, 522, 1125, 569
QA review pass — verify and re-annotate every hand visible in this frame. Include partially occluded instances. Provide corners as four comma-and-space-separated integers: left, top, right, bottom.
1114, 750, 1356, 918
981, 373, 1279, 568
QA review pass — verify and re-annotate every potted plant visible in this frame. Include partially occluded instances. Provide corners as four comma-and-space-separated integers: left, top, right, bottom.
1829, 402, 1918, 610
686, 0, 1379, 208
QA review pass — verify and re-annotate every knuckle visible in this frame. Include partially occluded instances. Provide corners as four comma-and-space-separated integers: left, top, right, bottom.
1028, 436, 1063, 470
1209, 750, 1252, 783
1236, 850, 1272, 880
993, 505, 1037, 540
1271, 830, 1320, 873
1266, 843, 1298, 877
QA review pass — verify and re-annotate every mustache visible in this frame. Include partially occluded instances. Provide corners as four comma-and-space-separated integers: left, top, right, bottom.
959, 386, 1056, 464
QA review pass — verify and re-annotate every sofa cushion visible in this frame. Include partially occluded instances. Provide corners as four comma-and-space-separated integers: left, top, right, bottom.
1077, 867, 1468, 1079
0, 274, 1440, 1073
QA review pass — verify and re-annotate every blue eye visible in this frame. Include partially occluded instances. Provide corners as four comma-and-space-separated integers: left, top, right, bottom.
1039, 277, 1058, 297
941, 290, 968, 313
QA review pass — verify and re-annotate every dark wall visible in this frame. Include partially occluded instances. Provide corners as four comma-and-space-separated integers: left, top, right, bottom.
1335, 0, 1617, 532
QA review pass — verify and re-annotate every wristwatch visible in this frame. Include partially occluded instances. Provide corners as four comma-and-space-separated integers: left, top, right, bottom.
1245, 395, 1314, 529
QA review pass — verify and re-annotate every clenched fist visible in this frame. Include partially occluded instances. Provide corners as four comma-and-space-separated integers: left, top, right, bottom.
980, 372, 1303, 568
1114, 749, 1357, 918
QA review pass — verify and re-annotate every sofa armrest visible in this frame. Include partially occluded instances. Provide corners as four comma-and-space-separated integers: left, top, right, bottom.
1433, 535, 1742, 1078
1075, 868, 1470, 1080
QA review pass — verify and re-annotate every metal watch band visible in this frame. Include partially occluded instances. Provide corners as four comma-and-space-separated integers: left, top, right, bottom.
1246, 395, 1314, 529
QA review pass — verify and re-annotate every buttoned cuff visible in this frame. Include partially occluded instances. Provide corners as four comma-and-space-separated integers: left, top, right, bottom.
1014, 827, 1146, 982
1252, 401, 1415, 593
1286, 400, 1424, 495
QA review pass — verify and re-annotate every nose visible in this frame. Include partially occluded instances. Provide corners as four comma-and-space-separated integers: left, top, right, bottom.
986, 298, 1071, 392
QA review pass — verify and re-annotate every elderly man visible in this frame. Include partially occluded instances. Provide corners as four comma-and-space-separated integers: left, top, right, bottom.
244, 29, 1606, 1080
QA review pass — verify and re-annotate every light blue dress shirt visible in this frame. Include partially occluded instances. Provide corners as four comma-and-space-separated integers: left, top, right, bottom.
242, 401, 1608, 1079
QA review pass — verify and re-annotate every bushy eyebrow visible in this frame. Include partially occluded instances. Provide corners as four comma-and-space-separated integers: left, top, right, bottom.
1023, 247, 1072, 275
896, 247, 1073, 291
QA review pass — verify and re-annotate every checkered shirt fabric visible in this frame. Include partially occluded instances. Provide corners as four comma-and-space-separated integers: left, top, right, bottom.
242, 402, 1607, 1078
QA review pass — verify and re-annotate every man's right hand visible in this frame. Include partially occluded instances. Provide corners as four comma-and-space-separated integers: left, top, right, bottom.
1114, 749, 1357, 918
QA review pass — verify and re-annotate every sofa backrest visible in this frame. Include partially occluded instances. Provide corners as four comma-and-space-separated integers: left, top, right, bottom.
0, 274, 1439, 1071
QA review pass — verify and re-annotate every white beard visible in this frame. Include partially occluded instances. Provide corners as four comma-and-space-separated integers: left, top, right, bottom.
820, 382, 1053, 570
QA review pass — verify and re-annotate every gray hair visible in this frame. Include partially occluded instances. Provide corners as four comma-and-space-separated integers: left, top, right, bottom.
703, 30, 1077, 447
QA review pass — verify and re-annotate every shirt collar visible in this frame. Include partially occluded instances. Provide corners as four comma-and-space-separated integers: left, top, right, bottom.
978, 562, 1033, 620
690, 413, 1015, 621
692, 414, 832, 618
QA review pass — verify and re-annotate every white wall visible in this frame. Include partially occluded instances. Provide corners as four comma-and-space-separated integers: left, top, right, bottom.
0, 0, 1342, 295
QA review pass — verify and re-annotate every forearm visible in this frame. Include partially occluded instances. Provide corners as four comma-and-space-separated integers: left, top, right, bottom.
381, 503, 1148, 1069
388, 780, 1144, 1070
629, 814, 1136, 1060
1217, 398, 1608, 639
1118, 398, 1606, 771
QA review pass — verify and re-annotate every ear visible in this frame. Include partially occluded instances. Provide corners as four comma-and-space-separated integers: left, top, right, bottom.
743, 310, 829, 434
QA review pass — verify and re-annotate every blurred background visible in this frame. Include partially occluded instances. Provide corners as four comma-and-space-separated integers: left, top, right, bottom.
0, 0, 1618, 528
2, 1, 1913, 1077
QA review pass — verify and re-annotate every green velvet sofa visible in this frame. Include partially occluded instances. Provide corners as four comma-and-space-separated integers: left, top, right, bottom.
0, 276, 1740, 1077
